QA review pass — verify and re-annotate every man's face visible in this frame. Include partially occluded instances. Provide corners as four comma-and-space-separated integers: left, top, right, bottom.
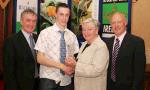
111, 13, 127, 37
55, 7, 70, 28
21, 13, 37, 33
82, 23, 98, 44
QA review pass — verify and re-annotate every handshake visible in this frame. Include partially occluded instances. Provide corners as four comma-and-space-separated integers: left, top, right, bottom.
61, 57, 76, 76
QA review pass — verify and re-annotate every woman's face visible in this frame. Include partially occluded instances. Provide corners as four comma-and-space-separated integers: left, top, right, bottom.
82, 22, 98, 44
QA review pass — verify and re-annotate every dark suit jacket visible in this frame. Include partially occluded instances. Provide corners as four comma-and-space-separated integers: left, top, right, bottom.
104, 33, 146, 90
3, 31, 38, 90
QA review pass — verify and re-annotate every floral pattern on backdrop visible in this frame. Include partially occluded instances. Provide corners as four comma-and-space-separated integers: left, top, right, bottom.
71, 0, 92, 36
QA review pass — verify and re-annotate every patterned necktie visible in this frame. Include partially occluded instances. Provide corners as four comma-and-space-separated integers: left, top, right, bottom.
59, 31, 66, 74
111, 38, 120, 82
29, 35, 36, 59
29, 35, 38, 77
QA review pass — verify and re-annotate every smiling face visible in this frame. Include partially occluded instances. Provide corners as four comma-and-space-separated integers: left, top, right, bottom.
110, 13, 127, 37
82, 19, 99, 44
21, 13, 37, 33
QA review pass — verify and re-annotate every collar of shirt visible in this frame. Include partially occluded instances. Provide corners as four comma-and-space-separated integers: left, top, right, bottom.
114, 30, 126, 46
22, 30, 33, 45
53, 23, 67, 32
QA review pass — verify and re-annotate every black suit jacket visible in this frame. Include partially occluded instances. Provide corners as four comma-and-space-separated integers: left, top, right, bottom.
3, 31, 38, 90
104, 33, 146, 90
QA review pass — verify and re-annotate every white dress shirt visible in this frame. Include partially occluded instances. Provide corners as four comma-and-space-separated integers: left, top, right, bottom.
35, 23, 79, 86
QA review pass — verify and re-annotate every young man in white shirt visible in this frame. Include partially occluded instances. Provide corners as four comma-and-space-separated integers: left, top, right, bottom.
35, 3, 79, 90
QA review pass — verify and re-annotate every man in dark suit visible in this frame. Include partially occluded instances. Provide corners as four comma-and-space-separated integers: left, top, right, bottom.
105, 12, 146, 90
3, 9, 39, 90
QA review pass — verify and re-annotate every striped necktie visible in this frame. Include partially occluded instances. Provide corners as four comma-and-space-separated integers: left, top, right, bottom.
111, 38, 120, 82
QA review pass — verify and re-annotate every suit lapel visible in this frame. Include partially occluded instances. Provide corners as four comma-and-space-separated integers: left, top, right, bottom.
18, 31, 34, 59
116, 33, 130, 78
117, 33, 130, 59
33, 33, 38, 42
77, 42, 87, 60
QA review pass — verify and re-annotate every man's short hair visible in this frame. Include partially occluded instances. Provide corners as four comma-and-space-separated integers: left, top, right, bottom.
56, 2, 69, 13
20, 9, 36, 20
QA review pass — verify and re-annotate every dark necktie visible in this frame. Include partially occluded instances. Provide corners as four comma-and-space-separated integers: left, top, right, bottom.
111, 38, 120, 82
59, 31, 66, 74
29, 35, 38, 77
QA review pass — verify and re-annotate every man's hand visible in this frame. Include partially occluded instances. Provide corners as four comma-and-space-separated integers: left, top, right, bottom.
63, 66, 74, 76
65, 57, 76, 68
60, 63, 74, 76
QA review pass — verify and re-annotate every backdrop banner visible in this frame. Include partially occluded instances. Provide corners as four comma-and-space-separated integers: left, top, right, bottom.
70, 0, 131, 44
38, 0, 131, 43
100, 0, 131, 38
